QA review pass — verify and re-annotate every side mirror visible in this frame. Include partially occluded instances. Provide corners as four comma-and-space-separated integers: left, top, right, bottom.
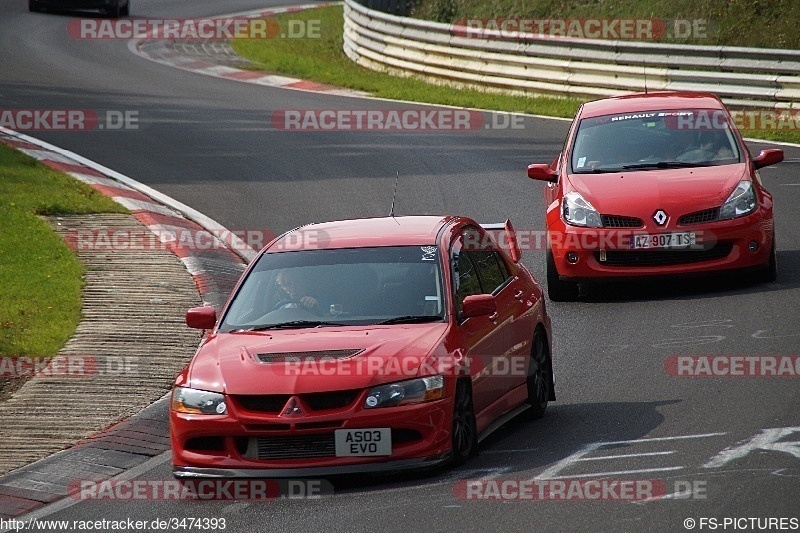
753, 149, 783, 170
461, 294, 497, 319
527, 163, 558, 183
186, 306, 217, 330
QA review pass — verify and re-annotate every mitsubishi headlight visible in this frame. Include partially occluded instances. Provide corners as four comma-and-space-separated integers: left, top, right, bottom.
171, 386, 228, 415
718, 180, 757, 220
364, 376, 444, 409
563, 192, 602, 227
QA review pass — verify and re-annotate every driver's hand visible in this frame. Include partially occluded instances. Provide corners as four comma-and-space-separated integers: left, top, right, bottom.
300, 296, 319, 312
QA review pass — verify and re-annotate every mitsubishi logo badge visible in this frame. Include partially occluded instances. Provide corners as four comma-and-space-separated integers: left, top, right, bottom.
653, 210, 668, 226
282, 397, 304, 416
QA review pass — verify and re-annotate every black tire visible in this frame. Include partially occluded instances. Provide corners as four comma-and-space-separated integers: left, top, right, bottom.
106, 0, 121, 17
760, 240, 777, 283
546, 252, 579, 301
524, 328, 552, 420
29, 0, 43, 12
120, 0, 129, 16
451, 378, 478, 465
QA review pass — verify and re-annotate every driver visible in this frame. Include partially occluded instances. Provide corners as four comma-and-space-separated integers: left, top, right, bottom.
275, 269, 321, 313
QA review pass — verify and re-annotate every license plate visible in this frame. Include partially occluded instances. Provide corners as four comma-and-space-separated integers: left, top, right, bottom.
630, 232, 696, 249
334, 428, 392, 456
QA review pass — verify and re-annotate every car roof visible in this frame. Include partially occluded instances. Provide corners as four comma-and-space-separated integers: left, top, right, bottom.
580, 91, 726, 119
269, 216, 457, 251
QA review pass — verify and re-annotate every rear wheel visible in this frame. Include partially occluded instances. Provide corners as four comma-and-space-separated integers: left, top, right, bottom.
451, 378, 478, 465
546, 252, 579, 301
120, 0, 129, 16
525, 328, 552, 420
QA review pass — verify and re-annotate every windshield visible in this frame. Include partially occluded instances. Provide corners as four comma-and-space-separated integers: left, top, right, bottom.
219, 246, 445, 331
570, 109, 741, 173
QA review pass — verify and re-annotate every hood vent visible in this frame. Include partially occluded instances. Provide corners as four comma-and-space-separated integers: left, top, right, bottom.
256, 349, 363, 364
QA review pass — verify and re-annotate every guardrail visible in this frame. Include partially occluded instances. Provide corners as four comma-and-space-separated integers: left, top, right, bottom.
343, 0, 800, 109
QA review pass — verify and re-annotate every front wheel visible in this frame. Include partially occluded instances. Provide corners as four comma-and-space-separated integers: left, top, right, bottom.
120, 0, 129, 16
29, 0, 43, 11
524, 328, 552, 420
760, 241, 777, 283
451, 378, 478, 465
106, 0, 121, 17
546, 252, 579, 301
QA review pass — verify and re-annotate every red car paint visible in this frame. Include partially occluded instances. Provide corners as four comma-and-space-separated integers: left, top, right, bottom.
170, 216, 553, 477
527, 91, 783, 300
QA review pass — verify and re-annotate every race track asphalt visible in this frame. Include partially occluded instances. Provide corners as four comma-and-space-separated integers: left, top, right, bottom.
1, 1, 798, 530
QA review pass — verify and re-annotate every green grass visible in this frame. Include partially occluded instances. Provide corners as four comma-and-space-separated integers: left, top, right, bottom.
0, 144, 126, 357
232, 6, 581, 118
233, 6, 800, 145
412, 0, 800, 49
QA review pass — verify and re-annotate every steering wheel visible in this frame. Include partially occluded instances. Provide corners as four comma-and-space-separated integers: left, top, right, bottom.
272, 299, 302, 311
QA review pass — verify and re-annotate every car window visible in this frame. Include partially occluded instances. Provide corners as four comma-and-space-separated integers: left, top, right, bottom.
570, 109, 741, 173
452, 241, 482, 314
469, 250, 506, 294
219, 246, 445, 331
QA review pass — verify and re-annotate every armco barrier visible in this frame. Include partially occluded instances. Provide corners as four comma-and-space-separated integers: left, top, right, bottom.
343, 0, 800, 108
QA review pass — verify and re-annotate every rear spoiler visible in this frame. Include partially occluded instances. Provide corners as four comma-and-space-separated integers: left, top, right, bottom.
480, 219, 522, 263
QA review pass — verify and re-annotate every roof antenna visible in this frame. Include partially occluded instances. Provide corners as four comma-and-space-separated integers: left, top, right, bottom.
643, 62, 648, 94
389, 171, 399, 217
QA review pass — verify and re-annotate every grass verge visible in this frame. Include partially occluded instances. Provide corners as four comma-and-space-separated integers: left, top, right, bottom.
232, 5, 800, 145
232, 6, 581, 118
0, 143, 126, 357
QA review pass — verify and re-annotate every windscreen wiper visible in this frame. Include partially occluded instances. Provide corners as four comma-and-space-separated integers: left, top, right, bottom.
235, 320, 347, 331
621, 161, 714, 170
376, 315, 442, 325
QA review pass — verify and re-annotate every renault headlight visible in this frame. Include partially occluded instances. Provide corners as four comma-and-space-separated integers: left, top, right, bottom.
563, 192, 602, 227
171, 386, 227, 415
718, 180, 757, 220
364, 376, 444, 409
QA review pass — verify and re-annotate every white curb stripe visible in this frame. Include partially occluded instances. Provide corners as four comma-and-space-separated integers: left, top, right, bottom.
0, 127, 258, 263
113, 196, 183, 218
18, 148, 79, 164
68, 172, 135, 190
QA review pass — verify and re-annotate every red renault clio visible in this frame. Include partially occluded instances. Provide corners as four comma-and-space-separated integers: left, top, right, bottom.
527, 91, 783, 300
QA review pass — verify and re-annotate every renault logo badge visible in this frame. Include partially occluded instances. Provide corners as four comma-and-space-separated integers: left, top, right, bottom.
653, 210, 668, 226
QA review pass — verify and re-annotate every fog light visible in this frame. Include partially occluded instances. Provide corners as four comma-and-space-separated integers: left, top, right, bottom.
748, 241, 759, 252
566, 251, 579, 264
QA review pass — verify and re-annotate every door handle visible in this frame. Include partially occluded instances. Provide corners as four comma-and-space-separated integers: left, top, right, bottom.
514, 290, 524, 299
488, 312, 498, 321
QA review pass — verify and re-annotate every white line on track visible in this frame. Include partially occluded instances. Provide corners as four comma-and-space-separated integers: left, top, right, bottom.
2, 451, 171, 532
579, 451, 676, 461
